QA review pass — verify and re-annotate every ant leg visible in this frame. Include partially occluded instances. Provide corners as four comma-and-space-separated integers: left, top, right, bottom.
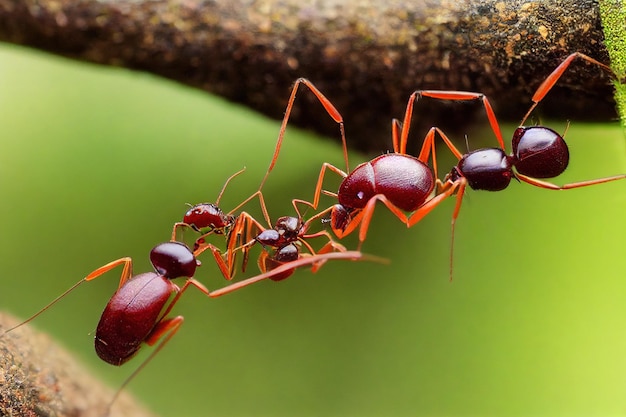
194, 240, 236, 280
291, 162, 348, 217
2, 258, 134, 334
521, 52, 615, 125
209, 251, 375, 297
301, 230, 347, 253
344, 194, 411, 248
407, 179, 467, 281
391, 118, 402, 154
171, 221, 194, 242
302, 231, 348, 273
227, 190, 272, 227
398, 92, 418, 154
84, 257, 134, 288
416, 127, 464, 177
192, 212, 265, 281
214, 167, 247, 206
411, 90, 506, 151
406, 181, 462, 227
224, 211, 266, 276
258, 78, 348, 191
516, 173, 626, 189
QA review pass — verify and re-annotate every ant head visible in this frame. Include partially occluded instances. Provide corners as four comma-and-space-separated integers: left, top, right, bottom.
274, 216, 302, 232
274, 243, 299, 263
256, 229, 282, 247
150, 242, 198, 279
183, 203, 233, 232
511, 126, 569, 179
329, 204, 353, 232
274, 216, 305, 241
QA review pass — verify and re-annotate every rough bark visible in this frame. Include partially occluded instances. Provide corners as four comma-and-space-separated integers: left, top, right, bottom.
0, 312, 157, 417
0, 0, 615, 152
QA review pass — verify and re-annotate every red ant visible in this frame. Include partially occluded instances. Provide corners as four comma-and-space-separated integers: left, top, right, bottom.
171, 167, 274, 280
173, 165, 351, 283
242, 213, 349, 281
2, 235, 369, 414
415, 53, 626, 274
256, 53, 626, 277
254, 78, 455, 247
180, 197, 349, 282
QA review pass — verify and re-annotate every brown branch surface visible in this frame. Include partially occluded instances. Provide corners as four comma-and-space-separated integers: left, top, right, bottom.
0, 0, 615, 152
0, 312, 158, 417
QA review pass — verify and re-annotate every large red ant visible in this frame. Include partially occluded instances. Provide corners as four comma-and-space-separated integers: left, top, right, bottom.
254, 79, 461, 247
2, 235, 368, 414
256, 53, 626, 278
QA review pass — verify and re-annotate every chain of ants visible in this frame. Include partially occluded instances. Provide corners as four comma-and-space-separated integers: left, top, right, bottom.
3, 52, 626, 415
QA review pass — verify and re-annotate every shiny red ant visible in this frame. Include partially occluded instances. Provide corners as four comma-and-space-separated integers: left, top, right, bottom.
171, 167, 269, 280
2, 235, 368, 414
242, 213, 349, 281
256, 53, 626, 278
175, 170, 349, 282
171, 156, 352, 282
254, 79, 454, 247
415, 53, 626, 275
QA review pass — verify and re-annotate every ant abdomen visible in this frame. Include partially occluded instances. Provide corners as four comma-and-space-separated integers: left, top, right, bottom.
338, 154, 434, 212
511, 126, 569, 178
95, 272, 170, 366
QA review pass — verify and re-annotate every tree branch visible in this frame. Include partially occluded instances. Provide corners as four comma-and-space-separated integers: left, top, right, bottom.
0, 0, 615, 152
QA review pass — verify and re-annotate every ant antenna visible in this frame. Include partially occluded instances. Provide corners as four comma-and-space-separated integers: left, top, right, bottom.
463, 134, 471, 153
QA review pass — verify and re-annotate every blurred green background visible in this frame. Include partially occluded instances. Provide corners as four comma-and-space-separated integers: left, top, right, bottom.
1, 43, 625, 417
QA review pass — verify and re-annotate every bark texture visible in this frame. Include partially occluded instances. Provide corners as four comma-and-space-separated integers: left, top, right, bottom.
0, 312, 157, 417
0, 0, 615, 152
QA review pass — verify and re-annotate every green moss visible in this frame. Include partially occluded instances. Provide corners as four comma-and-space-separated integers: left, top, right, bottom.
599, 0, 626, 124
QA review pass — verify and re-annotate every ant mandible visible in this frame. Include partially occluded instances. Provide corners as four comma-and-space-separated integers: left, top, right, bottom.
2, 234, 368, 414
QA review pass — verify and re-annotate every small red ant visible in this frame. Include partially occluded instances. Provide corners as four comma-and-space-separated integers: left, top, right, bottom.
2, 235, 369, 414
171, 167, 274, 280
182, 202, 350, 282
243, 214, 349, 281
256, 53, 626, 278
174, 166, 351, 282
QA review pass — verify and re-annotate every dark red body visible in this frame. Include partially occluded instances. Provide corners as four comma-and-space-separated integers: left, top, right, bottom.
454, 148, 513, 191
255, 216, 305, 281
449, 126, 571, 192
95, 272, 176, 366
338, 154, 434, 212
511, 126, 569, 178
183, 203, 234, 232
